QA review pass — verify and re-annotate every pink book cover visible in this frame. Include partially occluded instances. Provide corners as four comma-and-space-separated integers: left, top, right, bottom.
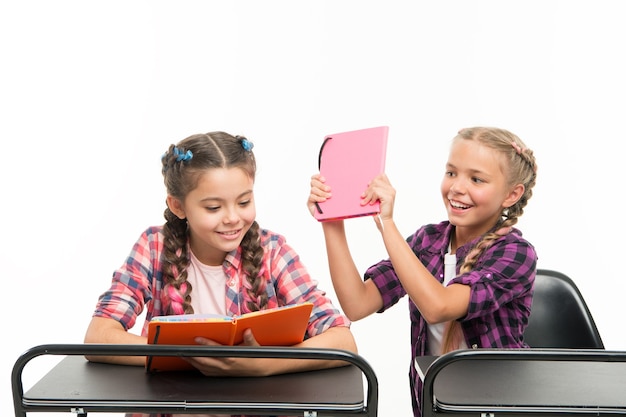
314, 126, 389, 222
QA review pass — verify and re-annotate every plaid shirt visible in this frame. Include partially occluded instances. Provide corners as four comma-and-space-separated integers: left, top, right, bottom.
93, 226, 350, 417
93, 226, 349, 338
365, 221, 537, 417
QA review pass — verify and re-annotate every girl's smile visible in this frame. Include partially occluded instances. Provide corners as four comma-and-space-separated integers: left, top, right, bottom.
217, 228, 244, 240
448, 199, 472, 211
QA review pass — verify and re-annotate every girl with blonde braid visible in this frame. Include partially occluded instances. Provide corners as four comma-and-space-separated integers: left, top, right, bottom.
307, 127, 538, 417
85, 132, 357, 416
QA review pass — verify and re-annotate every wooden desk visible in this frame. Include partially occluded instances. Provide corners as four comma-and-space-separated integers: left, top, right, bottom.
13, 344, 378, 417
417, 349, 626, 417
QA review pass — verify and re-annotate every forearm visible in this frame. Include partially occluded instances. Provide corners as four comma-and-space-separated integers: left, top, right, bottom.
84, 316, 148, 366
265, 326, 358, 375
379, 218, 467, 323
322, 221, 383, 320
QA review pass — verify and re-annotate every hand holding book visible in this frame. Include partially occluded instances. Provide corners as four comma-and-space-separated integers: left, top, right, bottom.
314, 126, 389, 222
146, 303, 314, 372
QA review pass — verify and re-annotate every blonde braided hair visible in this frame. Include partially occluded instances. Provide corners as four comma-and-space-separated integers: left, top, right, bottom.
441, 127, 537, 353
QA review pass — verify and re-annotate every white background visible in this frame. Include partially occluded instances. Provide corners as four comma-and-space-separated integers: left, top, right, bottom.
2, 1, 626, 416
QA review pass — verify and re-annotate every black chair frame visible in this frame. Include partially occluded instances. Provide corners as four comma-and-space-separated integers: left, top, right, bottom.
12, 344, 378, 417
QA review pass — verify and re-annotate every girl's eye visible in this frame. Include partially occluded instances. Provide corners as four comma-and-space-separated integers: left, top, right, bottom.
472, 177, 484, 184
206, 206, 220, 212
445, 171, 454, 177
239, 200, 251, 207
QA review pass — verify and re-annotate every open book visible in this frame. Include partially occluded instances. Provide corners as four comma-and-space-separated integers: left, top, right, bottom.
146, 302, 314, 372
313, 126, 389, 221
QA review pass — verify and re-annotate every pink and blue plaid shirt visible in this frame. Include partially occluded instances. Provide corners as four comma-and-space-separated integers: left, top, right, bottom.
365, 220, 537, 417
93, 226, 350, 417
93, 225, 350, 344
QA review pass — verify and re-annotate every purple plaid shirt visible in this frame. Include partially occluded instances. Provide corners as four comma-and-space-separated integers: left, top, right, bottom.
365, 221, 537, 417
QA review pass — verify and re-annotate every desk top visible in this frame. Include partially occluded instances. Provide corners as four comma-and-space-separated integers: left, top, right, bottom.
23, 356, 365, 414
417, 351, 626, 416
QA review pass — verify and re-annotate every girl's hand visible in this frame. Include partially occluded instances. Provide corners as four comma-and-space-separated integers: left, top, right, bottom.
186, 329, 271, 377
362, 173, 396, 228
307, 173, 331, 217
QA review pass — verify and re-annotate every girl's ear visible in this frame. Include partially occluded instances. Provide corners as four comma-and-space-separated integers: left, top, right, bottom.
503, 183, 525, 208
166, 195, 186, 219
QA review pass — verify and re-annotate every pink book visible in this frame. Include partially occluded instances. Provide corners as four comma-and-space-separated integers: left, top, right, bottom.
314, 126, 389, 222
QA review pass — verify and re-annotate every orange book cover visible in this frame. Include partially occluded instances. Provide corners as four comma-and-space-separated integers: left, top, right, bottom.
146, 302, 314, 372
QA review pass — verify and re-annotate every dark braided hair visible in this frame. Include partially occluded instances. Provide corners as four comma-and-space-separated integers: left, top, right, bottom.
442, 127, 538, 353
160, 131, 266, 315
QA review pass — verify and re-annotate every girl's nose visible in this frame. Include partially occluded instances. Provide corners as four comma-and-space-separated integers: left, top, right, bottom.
222, 208, 239, 224
449, 178, 466, 194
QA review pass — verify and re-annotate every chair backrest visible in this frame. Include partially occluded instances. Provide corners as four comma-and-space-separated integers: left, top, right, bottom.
523, 269, 604, 349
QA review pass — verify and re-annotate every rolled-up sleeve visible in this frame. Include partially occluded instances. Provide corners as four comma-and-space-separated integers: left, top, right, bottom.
451, 235, 536, 320
92, 227, 163, 330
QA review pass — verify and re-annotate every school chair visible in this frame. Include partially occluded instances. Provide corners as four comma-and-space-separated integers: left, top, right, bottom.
523, 268, 604, 349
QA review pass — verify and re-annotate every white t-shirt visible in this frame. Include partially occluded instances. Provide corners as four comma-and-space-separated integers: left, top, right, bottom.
426, 246, 468, 355
187, 250, 228, 315
173, 251, 229, 417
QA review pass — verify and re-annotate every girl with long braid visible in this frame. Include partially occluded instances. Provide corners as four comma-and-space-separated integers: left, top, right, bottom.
307, 127, 538, 417
85, 132, 357, 411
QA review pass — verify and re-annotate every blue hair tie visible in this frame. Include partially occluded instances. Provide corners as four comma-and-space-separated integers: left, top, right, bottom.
240, 138, 254, 152
174, 147, 193, 161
